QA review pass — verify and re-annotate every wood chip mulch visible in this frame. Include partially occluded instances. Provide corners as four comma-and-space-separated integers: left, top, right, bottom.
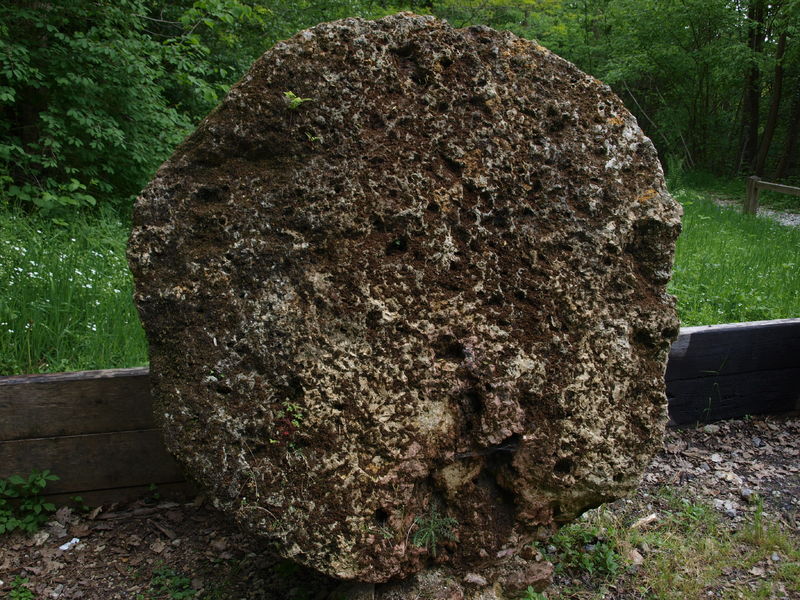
1, 415, 797, 599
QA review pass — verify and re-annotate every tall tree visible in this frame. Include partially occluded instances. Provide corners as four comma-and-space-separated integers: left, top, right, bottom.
738, 0, 766, 171
754, 31, 787, 175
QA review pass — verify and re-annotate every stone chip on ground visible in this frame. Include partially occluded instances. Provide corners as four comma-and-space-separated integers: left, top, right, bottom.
128, 11, 681, 588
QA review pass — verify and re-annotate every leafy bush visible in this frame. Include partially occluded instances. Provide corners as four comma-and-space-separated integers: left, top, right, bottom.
0, 1, 271, 215
0, 470, 59, 534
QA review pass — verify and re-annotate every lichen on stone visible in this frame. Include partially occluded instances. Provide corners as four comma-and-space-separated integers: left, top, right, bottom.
128, 12, 681, 585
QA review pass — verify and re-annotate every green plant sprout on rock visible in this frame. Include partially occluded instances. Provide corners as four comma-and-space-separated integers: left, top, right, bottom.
283, 91, 312, 110
411, 502, 458, 558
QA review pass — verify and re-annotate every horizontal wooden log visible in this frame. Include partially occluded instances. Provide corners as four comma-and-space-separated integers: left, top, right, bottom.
666, 319, 800, 381
0, 429, 185, 496
0, 367, 152, 441
667, 367, 800, 425
666, 318, 800, 424
755, 179, 800, 197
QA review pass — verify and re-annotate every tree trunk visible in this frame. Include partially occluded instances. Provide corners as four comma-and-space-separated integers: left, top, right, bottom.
738, 0, 766, 172
754, 32, 787, 176
775, 80, 800, 179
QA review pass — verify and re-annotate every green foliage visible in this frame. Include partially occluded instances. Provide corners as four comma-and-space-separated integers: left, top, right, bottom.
0, 470, 59, 535
518, 587, 547, 600
283, 91, 313, 110
411, 502, 458, 557
8, 577, 35, 600
135, 566, 197, 600
547, 521, 622, 578
0, 0, 272, 215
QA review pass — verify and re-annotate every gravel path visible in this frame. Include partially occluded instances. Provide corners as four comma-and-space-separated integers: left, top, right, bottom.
710, 197, 800, 228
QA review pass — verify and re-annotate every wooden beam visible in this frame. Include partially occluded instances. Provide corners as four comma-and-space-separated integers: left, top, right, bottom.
666, 319, 800, 424
755, 179, 800, 197
0, 367, 153, 441
0, 429, 186, 496
745, 175, 760, 214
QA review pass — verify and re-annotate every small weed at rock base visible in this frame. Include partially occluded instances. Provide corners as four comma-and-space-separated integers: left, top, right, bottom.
546, 519, 623, 578
0, 470, 59, 534
136, 566, 197, 600
8, 577, 34, 600
518, 586, 547, 600
411, 502, 458, 558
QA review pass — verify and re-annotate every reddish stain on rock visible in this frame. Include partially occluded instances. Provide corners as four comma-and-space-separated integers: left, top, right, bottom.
128, 13, 681, 584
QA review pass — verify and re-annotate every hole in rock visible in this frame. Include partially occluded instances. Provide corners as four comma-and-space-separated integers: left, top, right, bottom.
410, 70, 429, 86
471, 434, 522, 528
633, 328, 656, 348
433, 335, 465, 360
371, 215, 387, 233
462, 388, 483, 418
486, 293, 504, 306
553, 458, 573, 474
661, 326, 679, 339
391, 43, 414, 59
365, 310, 381, 329
427, 202, 440, 213
373, 508, 389, 525
613, 473, 624, 483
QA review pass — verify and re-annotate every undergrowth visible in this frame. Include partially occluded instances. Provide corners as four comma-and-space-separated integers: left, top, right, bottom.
0, 470, 59, 534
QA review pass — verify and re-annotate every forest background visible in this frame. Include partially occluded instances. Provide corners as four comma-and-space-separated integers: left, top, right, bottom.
2, 0, 799, 375
2, 0, 799, 217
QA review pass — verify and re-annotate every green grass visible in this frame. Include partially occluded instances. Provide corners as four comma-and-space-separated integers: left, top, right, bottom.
669, 189, 800, 326
1, 180, 798, 374
540, 487, 800, 599
0, 208, 147, 375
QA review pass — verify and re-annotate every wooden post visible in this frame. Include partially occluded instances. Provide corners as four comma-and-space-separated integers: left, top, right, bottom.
745, 175, 760, 214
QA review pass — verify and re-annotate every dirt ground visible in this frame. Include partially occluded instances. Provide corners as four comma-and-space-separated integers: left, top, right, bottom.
1, 415, 798, 599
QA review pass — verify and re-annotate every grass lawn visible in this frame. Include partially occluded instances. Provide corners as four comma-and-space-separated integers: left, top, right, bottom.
669, 189, 800, 326
0, 210, 147, 375
0, 185, 798, 375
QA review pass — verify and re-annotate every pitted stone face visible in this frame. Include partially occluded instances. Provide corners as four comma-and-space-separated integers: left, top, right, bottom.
128, 13, 680, 583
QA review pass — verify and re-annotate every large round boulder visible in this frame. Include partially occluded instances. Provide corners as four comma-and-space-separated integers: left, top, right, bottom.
128, 13, 681, 583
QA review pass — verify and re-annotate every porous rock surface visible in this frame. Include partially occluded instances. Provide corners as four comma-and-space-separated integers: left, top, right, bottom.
128, 13, 681, 585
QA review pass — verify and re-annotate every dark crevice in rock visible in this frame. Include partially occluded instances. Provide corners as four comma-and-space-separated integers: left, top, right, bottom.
433, 335, 465, 361
553, 457, 573, 475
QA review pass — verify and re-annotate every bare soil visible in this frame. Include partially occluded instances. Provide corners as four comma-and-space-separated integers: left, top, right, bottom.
1, 415, 798, 599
